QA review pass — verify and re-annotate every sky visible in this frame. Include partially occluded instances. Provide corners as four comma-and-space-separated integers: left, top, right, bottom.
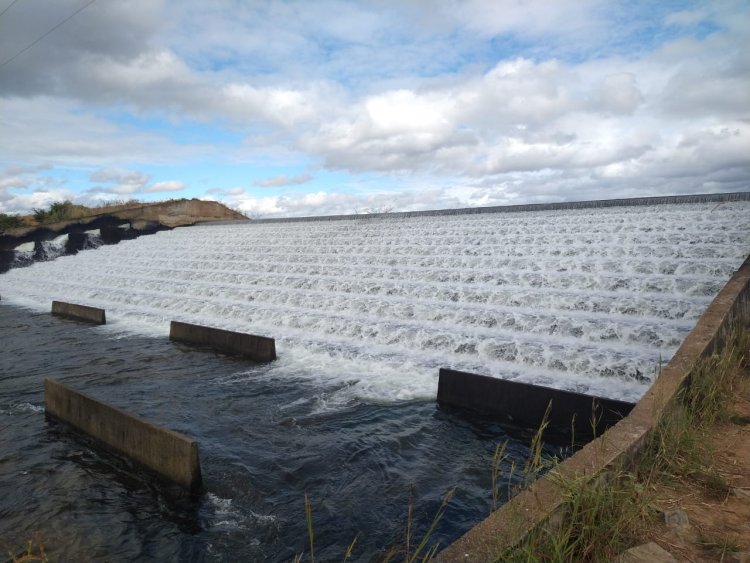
0, 0, 748, 218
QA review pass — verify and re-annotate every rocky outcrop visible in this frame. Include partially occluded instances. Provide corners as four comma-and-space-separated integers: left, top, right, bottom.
0, 199, 247, 272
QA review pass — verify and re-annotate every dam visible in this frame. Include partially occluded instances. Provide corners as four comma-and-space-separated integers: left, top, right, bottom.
1, 195, 749, 560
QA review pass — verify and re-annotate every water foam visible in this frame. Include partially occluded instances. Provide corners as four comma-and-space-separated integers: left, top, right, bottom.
2, 201, 749, 404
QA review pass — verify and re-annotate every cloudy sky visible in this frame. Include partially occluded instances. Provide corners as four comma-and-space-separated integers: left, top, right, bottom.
0, 0, 748, 217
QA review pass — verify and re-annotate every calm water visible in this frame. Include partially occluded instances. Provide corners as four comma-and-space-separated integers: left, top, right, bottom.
0, 304, 550, 561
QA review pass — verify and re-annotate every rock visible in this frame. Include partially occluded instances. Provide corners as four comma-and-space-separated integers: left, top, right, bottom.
616, 542, 677, 562
662, 508, 689, 528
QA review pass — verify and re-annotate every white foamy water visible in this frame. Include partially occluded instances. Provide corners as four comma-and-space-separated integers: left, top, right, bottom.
2, 202, 749, 404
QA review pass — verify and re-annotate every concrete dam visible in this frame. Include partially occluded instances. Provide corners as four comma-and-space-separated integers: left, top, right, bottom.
1, 193, 749, 560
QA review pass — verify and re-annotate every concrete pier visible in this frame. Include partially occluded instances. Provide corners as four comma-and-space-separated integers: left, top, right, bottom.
169, 320, 276, 362
65, 230, 88, 254
437, 368, 634, 439
0, 249, 13, 273
44, 378, 202, 491
51, 301, 106, 325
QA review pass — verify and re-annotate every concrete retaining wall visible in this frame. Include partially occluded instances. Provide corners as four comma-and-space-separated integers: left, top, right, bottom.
437, 368, 634, 440
51, 300, 106, 325
437, 253, 750, 561
44, 378, 202, 491
169, 320, 276, 362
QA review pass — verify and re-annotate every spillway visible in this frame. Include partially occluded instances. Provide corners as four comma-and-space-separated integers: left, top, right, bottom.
1, 198, 750, 560
2, 201, 749, 404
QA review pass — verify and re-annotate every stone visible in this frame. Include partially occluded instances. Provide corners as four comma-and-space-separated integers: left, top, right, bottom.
616, 542, 677, 562
726, 552, 750, 563
662, 508, 690, 528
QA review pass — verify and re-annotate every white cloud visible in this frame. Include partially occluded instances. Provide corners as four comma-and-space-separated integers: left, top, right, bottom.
0, 187, 78, 214
0, 97, 229, 173
88, 167, 150, 195
1, 0, 748, 217
90, 167, 150, 186
146, 180, 186, 193
598, 73, 644, 115
0, 176, 29, 190
254, 173, 312, 188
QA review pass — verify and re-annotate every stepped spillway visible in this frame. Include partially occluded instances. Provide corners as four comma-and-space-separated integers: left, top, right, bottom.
2, 200, 749, 404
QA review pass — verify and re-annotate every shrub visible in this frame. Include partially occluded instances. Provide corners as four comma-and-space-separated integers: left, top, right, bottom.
0, 213, 23, 232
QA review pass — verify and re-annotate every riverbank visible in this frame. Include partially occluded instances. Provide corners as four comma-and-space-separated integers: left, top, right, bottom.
497, 330, 750, 562
634, 358, 750, 562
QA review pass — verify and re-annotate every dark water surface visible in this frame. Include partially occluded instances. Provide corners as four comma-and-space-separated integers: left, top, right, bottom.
0, 303, 552, 561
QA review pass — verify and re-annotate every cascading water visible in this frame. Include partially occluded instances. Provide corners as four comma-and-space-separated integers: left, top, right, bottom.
1, 199, 749, 560
2, 202, 749, 402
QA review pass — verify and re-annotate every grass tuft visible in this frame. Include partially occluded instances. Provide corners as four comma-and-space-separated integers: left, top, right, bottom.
504, 326, 749, 562
697, 530, 742, 558
6, 533, 48, 563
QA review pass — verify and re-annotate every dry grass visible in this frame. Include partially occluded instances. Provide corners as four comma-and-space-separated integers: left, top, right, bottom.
5, 533, 48, 563
503, 326, 749, 562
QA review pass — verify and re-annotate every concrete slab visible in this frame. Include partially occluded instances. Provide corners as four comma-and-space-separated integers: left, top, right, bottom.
169, 320, 276, 362
44, 378, 202, 491
438, 368, 634, 439
51, 300, 106, 325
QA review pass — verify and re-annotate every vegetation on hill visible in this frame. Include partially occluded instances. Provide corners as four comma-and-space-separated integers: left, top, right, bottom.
0, 213, 24, 233
4, 198, 226, 232
31, 200, 85, 224
1, 198, 247, 235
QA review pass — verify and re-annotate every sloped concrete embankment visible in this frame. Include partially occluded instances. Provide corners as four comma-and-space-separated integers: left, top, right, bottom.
437, 254, 750, 561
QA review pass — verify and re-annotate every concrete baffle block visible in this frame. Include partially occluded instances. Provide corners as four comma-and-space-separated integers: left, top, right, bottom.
437, 368, 634, 438
169, 320, 276, 362
51, 300, 106, 325
44, 378, 202, 491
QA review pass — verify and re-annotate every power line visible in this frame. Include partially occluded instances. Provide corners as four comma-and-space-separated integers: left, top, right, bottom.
0, 0, 97, 69
0, 0, 21, 19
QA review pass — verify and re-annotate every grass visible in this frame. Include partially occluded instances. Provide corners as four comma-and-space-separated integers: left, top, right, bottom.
293, 486, 454, 562
0, 212, 24, 233
697, 530, 742, 558
509, 471, 654, 562
5, 533, 48, 563
502, 326, 749, 562
11, 197, 226, 229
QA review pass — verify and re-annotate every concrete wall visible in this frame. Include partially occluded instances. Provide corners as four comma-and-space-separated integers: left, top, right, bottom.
51, 300, 106, 325
169, 320, 276, 362
252, 191, 750, 224
437, 368, 634, 440
437, 253, 750, 561
44, 378, 202, 491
